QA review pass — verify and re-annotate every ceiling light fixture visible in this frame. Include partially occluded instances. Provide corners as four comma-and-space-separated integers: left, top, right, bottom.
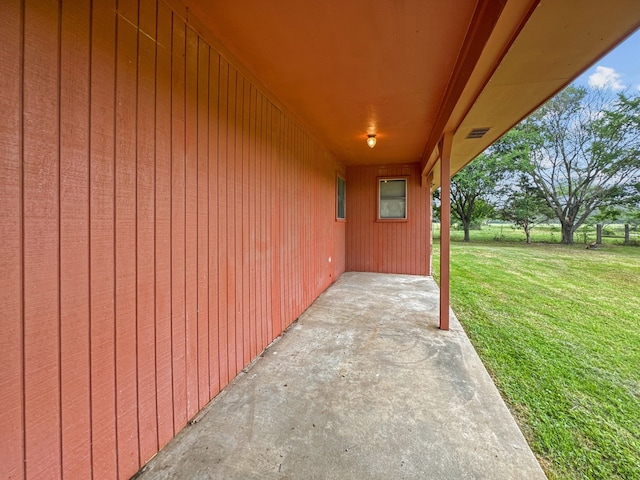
367, 134, 377, 148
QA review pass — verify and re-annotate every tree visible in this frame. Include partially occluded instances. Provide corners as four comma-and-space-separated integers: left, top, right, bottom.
499, 86, 640, 244
449, 153, 506, 242
589, 205, 623, 229
500, 176, 552, 243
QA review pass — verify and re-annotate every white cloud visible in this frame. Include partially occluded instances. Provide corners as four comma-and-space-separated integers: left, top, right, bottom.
588, 66, 625, 91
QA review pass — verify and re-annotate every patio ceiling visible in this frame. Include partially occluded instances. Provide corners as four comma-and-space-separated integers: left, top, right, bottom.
184, 0, 640, 184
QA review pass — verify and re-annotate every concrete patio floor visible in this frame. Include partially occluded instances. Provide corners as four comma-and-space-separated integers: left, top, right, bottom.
138, 272, 547, 479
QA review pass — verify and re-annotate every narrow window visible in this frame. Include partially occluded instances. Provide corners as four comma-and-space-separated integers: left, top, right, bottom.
378, 178, 407, 220
337, 175, 346, 220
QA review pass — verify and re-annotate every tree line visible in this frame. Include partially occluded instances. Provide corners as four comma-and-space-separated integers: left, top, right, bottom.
439, 86, 640, 244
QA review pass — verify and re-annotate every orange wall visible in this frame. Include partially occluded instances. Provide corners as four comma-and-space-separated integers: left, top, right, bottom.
0, 1, 345, 478
346, 164, 431, 275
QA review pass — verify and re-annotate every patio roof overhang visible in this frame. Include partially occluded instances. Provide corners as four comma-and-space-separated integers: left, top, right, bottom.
182, 0, 639, 185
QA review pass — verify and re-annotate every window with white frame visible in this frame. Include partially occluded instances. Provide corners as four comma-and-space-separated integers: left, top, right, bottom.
378, 178, 407, 219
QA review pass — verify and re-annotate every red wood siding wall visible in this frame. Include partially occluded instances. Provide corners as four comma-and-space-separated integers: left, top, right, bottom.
0, 1, 345, 478
346, 164, 431, 275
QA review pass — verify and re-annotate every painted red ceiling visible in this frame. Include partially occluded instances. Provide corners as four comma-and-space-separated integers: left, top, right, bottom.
183, 0, 640, 177
185, 0, 483, 165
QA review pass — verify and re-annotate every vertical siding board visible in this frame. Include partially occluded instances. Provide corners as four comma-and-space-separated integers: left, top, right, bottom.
270, 106, 281, 338
281, 114, 289, 327
261, 93, 269, 350
275, 109, 282, 330
369, 170, 375, 270
226, 65, 237, 381
320, 151, 325, 287
234, 74, 245, 373
348, 170, 356, 271
300, 130, 306, 308
89, 0, 118, 476
0, 0, 23, 478
279, 111, 285, 330
301, 133, 306, 308
304, 130, 310, 310
411, 169, 417, 271
249, 85, 258, 359
304, 136, 311, 309
288, 119, 295, 323
303, 129, 309, 312
297, 128, 303, 310
312, 148, 318, 289
276, 108, 283, 330
256, 93, 262, 350
293, 124, 300, 317
277, 109, 283, 330
415, 167, 422, 273
283, 118, 290, 325
263, 98, 275, 344
257, 88, 264, 353
299, 131, 305, 309
170, 14, 187, 432
154, 0, 174, 450
255, 92, 262, 350
283, 113, 289, 324
208, 51, 220, 397
22, 0, 61, 477
328, 156, 334, 285
289, 123, 296, 320
217, 58, 229, 389
136, 0, 159, 463
184, 26, 199, 420
293, 124, 298, 316
60, 0, 92, 477
311, 149, 318, 290
196, 37, 210, 409
242, 79, 252, 365
291, 121, 296, 320
418, 177, 423, 272
412, 168, 418, 272
352, 170, 360, 271
114, 1, 140, 475
410, 175, 415, 272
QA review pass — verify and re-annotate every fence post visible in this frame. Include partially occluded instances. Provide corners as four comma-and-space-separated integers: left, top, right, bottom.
625, 224, 630, 245
596, 224, 602, 244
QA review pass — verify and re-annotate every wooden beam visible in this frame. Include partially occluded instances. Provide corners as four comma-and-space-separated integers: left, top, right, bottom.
439, 132, 453, 330
421, 0, 507, 177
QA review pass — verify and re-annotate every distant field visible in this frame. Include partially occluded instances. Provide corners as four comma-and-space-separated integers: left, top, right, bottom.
433, 223, 639, 245
433, 243, 640, 479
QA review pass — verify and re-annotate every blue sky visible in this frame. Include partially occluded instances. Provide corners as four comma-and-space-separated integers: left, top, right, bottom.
573, 28, 640, 93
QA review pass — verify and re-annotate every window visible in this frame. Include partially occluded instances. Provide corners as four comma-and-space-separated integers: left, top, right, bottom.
336, 175, 346, 220
378, 178, 407, 220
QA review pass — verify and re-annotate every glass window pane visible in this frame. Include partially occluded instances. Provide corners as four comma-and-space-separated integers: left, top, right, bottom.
337, 176, 346, 219
379, 179, 407, 219
380, 198, 406, 218
380, 179, 405, 197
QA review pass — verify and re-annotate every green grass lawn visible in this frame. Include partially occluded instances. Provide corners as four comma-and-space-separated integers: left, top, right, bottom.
432, 242, 640, 479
